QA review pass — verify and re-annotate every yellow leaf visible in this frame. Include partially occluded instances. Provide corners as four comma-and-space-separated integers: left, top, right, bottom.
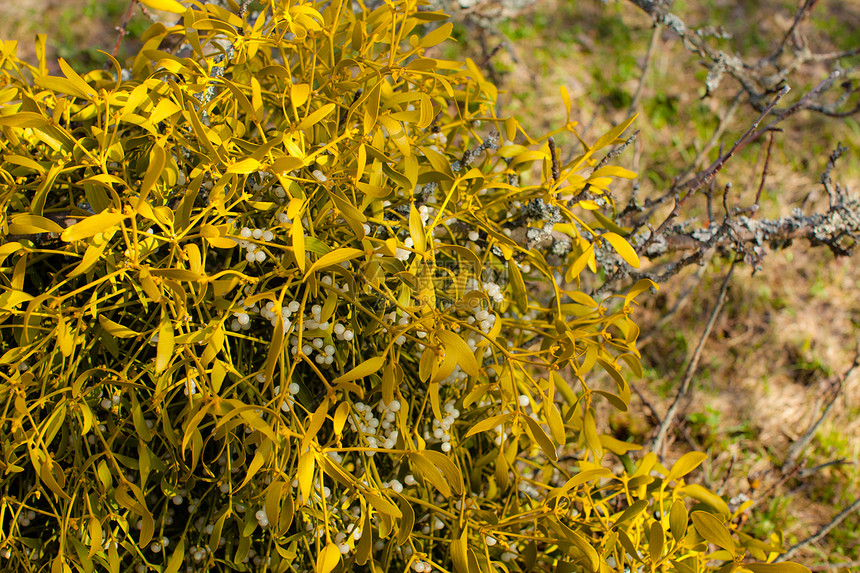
602, 232, 640, 268
554, 520, 599, 572
451, 527, 469, 573
436, 330, 479, 378
364, 490, 402, 518
523, 414, 558, 462
61, 211, 127, 242
156, 306, 174, 373
331, 403, 351, 439
745, 564, 811, 573
593, 114, 637, 150
670, 499, 688, 543
164, 539, 186, 573
462, 412, 512, 440
690, 511, 735, 554
291, 83, 311, 109
582, 410, 602, 459
591, 165, 637, 179
332, 356, 384, 384
0, 112, 50, 128
58, 58, 96, 99
507, 259, 527, 313
305, 247, 364, 276
544, 399, 565, 445
560, 85, 572, 121
565, 243, 594, 282
649, 522, 664, 563
297, 449, 316, 502
226, 157, 262, 174
139, 143, 165, 203
409, 204, 426, 253
8, 214, 64, 235
396, 494, 414, 546
292, 218, 306, 272
419, 22, 453, 48
408, 451, 451, 498
681, 484, 731, 516
298, 103, 336, 131
87, 516, 102, 558
138, 0, 186, 14
667, 451, 708, 482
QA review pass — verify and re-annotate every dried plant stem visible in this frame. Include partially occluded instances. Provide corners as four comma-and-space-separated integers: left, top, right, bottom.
650, 257, 738, 459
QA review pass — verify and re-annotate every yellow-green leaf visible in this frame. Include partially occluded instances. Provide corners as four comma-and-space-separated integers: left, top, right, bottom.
420, 450, 464, 495
396, 494, 414, 546
690, 511, 735, 554
593, 114, 637, 150
582, 410, 602, 459
451, 527, 469, 573
613, 500, 648, 527
649, 521, 664, 562
333, 402, 350, 437
164, 539, 185, 573
58, 58, 96, 99
670, 500, 688, 543
602, 232, 640, 268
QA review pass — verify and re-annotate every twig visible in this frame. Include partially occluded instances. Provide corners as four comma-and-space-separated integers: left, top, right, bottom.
752, 130, 776, 213
650, 257, 738, 459
766, 0, 818, 65
109, 0, 139, 61
548, 137, 560, 183
678, 86, 790, 197
776, 497, 860, 561
797, 458, 855, 479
